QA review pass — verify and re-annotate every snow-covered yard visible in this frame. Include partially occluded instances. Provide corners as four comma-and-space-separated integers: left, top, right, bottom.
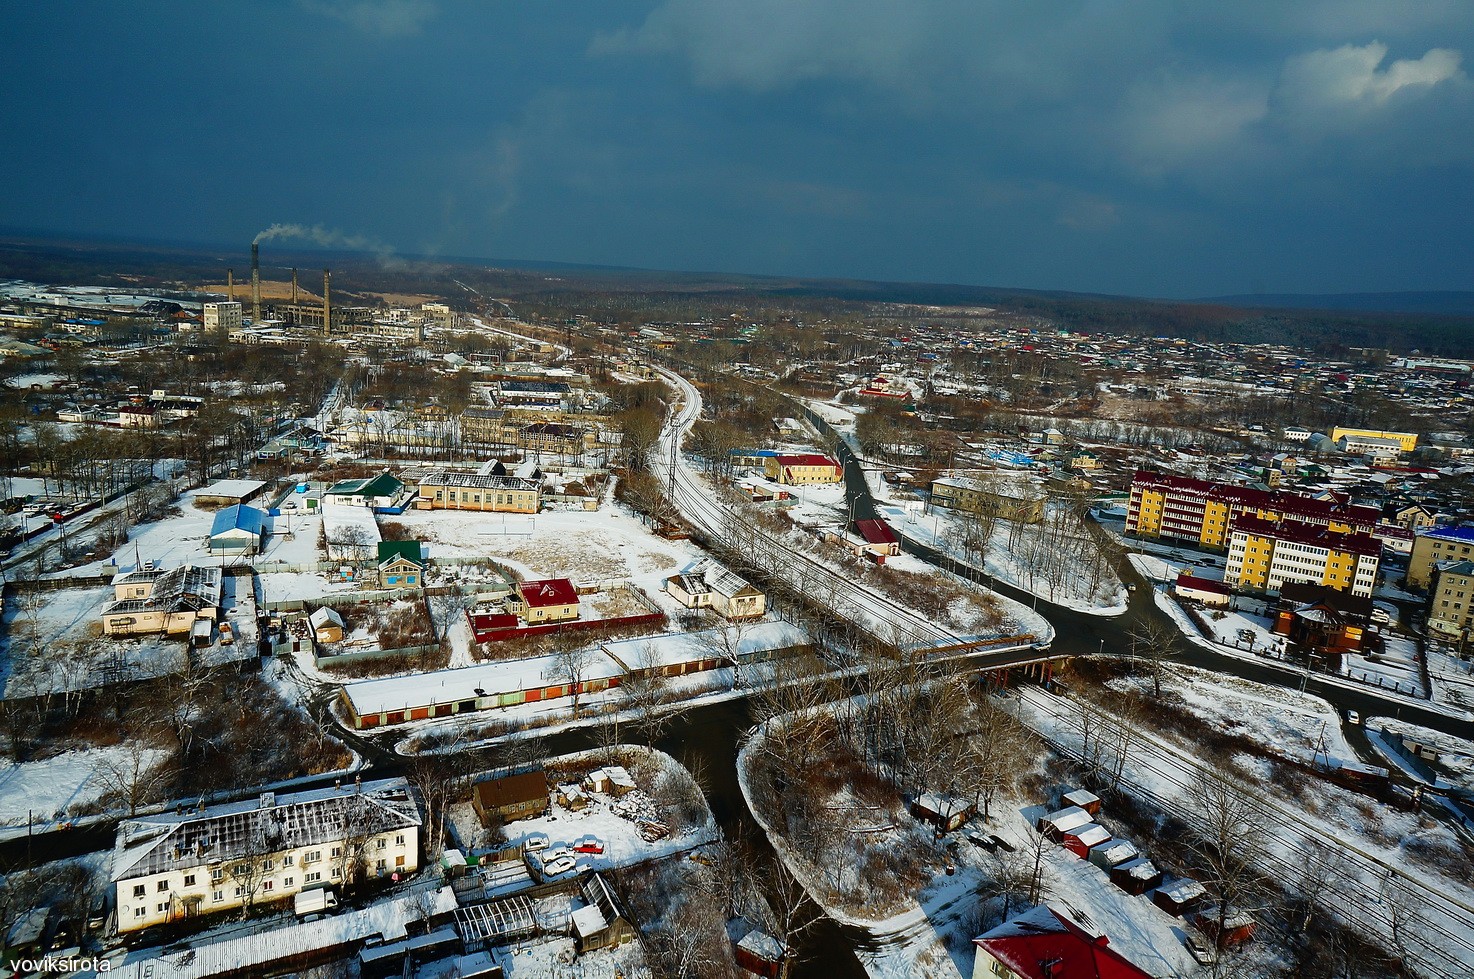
0, 744, 167, 827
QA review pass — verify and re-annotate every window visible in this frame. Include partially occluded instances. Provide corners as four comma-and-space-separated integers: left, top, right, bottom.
395, 834, 406, 846
157, 879, 169, 892
377, 838, 387, 850
261, 859, 274, 871
331, 867, 341, 879
305, 850, 321, 864
184, 874, 196, 887
157, 902, 168, 913
305, 871, 322, 884
331, 846, 342, 858
212, 890, 224, 903
212, 868, 225, 882
283, 855, 294, 867
283, 876, 294, 887
396, 855, 406, 867
134, 908, 145, 919
262, 881, 274, 892
133, 884, 146, 898
376, 859, 387, 872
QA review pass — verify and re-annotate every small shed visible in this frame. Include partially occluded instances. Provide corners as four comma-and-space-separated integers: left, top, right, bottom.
557, 783, 589, 810
1088, 839, 1139, 872
1153, 877, 1208, 916
1061, 822, 1112, 859
1037, 805, 1093, 841
309, 606, 345, 644
1111, 856, 1163, 895
912, 792, 976, 833
585, 765, 637, 797
734, 927, 791, 979
1062, 787, 1102, 817
573, 873, 636, 953
472, 770, 548, 826
1194, 910, 1257, 949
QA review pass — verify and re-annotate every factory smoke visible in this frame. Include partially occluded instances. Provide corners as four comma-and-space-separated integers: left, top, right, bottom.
252, 223, 397, 263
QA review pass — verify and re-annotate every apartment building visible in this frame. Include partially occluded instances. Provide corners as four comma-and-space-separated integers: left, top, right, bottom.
930, 476, 1046, 524
1407, 525, 1474, 590
1126, 470, 1379, 550
112, 779, 421, 933
413, 470, 541, 513
1428, 560, 1474, 645
1225, 515, 1381, 598
1329, 427, 1418, 454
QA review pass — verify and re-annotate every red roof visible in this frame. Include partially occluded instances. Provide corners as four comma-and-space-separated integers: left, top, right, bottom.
975, 906, 1154, 979
855, 518, 898, 545
778, 453, 840, 469
1175, 572, 1231, 594
1231, 513, 1382, 558
517, 578, 580, 607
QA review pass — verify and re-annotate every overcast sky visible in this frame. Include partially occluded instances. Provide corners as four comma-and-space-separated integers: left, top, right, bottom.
4, 1, 1473, 298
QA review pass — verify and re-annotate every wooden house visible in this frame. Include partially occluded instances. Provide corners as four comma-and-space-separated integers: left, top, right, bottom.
912, 792, 976, 833
734, 926, 792, 979
571, 874, 636, 953
309, 606, 345, 644
471, 771, 548, 826
376, 540, 425, 589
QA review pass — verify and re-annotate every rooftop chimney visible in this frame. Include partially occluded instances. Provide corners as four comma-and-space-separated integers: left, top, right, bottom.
250, 242, 262, 324
323, 268, 332, 337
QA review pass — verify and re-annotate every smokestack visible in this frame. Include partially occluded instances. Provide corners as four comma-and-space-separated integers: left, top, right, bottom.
250, 242, 262, 324
291, 267, 298, 306
227, 268, 234, 300
323, 268, 331, 337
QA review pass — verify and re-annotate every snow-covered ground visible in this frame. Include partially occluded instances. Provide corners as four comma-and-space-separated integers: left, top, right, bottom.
881, 501, 1128, 616
0, 744, 168, 827
387, 502, 703, 583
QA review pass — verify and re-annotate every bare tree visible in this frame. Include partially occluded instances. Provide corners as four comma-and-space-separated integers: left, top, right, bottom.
543, 640, 594, 718
1129, 615, 1180, 698
1184, 769, 1275, 950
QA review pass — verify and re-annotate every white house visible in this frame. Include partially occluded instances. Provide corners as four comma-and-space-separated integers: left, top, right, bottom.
665, 563, 766, 620
111, 779, 421, 933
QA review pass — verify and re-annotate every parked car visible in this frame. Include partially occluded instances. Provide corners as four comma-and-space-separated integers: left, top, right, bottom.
966, 831, 996, 851
988, 834, 1016, 852
1185, 933, 1216, 966
524, 834, 550, 852
219, 621, 234, 645
572, 837, 604, 854
540, 854, 577, 878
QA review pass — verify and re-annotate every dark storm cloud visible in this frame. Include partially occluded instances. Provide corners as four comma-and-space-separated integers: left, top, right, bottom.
1, 1, 1471, 297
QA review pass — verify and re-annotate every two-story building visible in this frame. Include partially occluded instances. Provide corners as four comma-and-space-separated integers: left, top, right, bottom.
414, 470, 541, 514
101, 565, 222, 637
764, 453, 842, 486
111, 779, 421, 933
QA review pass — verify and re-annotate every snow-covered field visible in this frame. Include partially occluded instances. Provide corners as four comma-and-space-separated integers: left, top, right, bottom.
387, 503, 703, 583
0, 744, 167, 827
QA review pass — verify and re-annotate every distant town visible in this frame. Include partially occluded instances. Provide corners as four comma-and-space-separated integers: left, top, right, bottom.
1, 252, 1472, 979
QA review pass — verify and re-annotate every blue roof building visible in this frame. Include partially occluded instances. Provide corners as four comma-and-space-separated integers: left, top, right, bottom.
208, 504, 267, 556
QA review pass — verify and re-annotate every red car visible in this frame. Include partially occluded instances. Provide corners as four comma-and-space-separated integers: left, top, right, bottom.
572, 837, 604, 854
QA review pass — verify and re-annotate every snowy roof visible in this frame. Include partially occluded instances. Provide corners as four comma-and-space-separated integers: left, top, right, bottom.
104, 564, 221, 617
601, 621, 808, 670
1067, 823, 1112, 848
342, 654, 624, 716
974, 904, 1154, 979
1116, 857, 1160, 881
111, 885, 456, 979
1091, 840, 1138, 865
310, 606, 344, 630
1156, 877, 1206, 904
416, 470, 540, 492
197, 478, 268, 500
736, 928, 788, 961
111, 778, 421, 882
1041, 805, 1093, 834
570, 902, 607, 938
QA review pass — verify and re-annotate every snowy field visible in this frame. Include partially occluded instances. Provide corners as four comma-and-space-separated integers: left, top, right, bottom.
387, 503, 703, 583
0, 744, 168, 827
882, 502, 1128, 615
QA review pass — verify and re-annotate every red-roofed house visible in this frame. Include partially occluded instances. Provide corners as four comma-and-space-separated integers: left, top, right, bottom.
855, 518, 901, 558
513, 578, 581, 623
764, 453, 842, 485
1174, 572, 1232, 608
971, 904, 1155, 979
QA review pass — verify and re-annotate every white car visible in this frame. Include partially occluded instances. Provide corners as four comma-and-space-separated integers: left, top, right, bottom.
523, 834, 550, 852
540, 854, 577, 878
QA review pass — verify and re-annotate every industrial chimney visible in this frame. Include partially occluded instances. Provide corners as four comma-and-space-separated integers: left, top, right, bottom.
250, 242, 262, 324
322, 268, 332, 337
227, 268, 234, 301
291, 267, 298, 306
